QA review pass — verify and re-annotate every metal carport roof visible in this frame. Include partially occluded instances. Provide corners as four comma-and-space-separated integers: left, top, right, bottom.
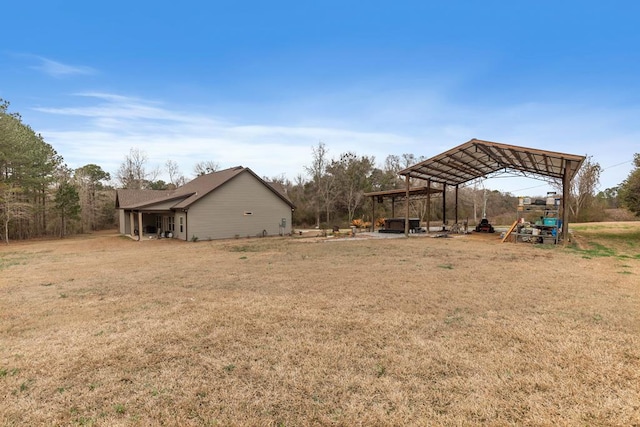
398, 138, 585, 186
395, 138, 586, 243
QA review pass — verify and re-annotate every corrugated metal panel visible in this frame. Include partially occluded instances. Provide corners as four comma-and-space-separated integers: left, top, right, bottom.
398, 139, 586, 186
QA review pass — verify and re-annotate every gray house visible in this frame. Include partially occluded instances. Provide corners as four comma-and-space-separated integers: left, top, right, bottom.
115, 166, 294, 241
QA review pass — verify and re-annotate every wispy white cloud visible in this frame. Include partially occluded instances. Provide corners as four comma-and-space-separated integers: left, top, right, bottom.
28, 56, 96, 78
35, 92, 415, 183
33, 91, 638, 193
36, 92, 226, 127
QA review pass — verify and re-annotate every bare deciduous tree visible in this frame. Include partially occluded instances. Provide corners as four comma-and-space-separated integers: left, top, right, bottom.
555, 155, 601, 221
304, 142, 336, 227
165, 160, 186, 187
0, 183, 31, 244
116, 148, 151, 189
328, 152, 375, 224
193, 161, 219, 176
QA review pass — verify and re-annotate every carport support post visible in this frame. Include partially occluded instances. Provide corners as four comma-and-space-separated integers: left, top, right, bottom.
426, 180, 431, 234
404, 175, 410, 236
137, 211, 143, 242
442, 183, 447, 231
562, 160, 572, 245
371, 196, 375, 232
455, 185, 459, 225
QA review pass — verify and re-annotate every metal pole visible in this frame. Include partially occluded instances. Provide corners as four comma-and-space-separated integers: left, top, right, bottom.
405, 175, 410, 236
427, 180, 431, 234
391, 197, 396, 218
455, 185, 459, 225
562, 160, 571, 244
442, 183, 447, 231
371, 196, 375, 232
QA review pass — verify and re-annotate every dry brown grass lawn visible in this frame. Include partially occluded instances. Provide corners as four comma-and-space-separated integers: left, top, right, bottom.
1, 227, 639, 426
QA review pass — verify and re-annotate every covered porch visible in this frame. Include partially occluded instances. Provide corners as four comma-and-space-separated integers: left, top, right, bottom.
121, 210, 175, 240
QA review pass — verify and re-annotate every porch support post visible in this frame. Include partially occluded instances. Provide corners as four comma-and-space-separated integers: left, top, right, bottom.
404, 175, 410, 236
137, 211, 143, 242
129, 211, 135, 237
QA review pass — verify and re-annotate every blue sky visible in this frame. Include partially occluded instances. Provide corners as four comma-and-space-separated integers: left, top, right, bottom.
1, 1, 638, 194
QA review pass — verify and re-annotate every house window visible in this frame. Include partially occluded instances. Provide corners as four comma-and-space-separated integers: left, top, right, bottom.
179, 217, 184, 232
168, 216, 175, 232
156, 216, 162, 230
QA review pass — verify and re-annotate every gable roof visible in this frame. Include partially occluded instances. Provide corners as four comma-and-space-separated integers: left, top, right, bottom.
116, 166, 295, 210
171, 166, 247, 208
398, 139, 585, 187
115, 189, 175, 209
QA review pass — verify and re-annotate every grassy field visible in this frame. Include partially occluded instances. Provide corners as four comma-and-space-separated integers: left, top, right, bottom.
571, 222, 640, 260
1, 224, 639, 426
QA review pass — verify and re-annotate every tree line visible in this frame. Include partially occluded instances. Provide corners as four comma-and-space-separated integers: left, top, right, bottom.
1, 100, 114, 243
1, 100, 231, 243
2, 99, 639, 242
282, 143, 635, 229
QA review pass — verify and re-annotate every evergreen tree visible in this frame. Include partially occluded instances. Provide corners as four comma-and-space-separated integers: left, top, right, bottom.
74, 164, 111, 232
54, 180, 81, 238
619, 154, 640, 216
1, 99, 61, 240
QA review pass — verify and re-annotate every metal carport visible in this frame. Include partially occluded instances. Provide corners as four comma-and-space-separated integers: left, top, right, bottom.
363, 186, 444, 232
397, 139, 585, 243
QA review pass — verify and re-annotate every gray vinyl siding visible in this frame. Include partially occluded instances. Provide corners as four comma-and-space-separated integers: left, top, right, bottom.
119, 210, 127, 234
186, 171, 292, 240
